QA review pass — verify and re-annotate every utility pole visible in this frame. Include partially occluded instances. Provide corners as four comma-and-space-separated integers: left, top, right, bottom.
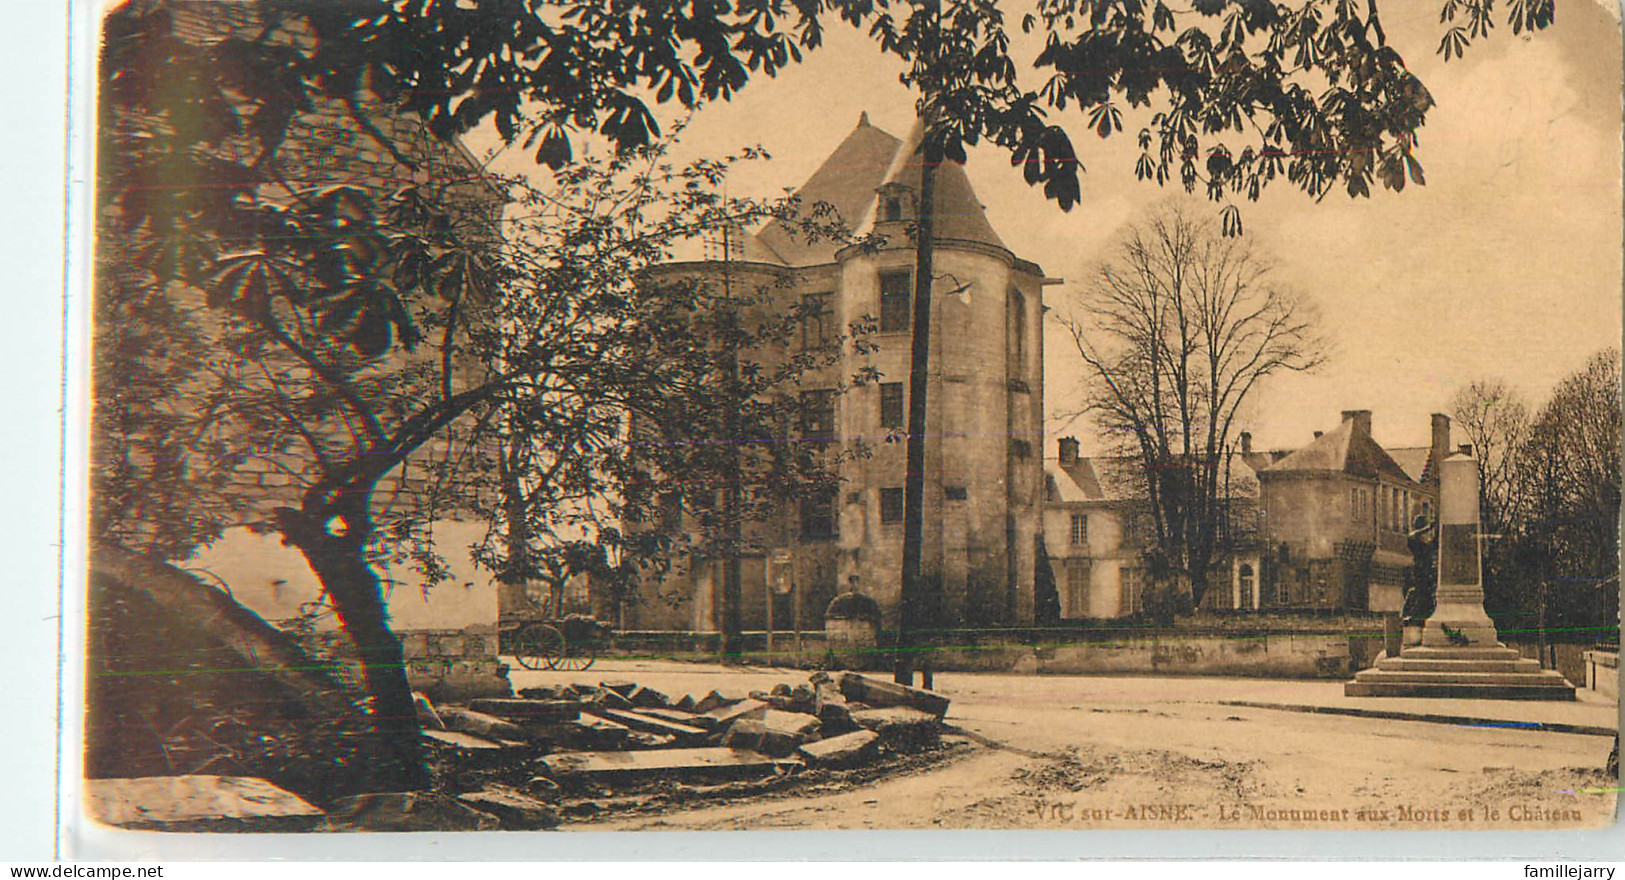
895, 136, 939, 687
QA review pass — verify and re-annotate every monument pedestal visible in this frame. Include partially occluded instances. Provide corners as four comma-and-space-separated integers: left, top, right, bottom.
1345, 454, 1575, 700
1345, 645, 1576, 700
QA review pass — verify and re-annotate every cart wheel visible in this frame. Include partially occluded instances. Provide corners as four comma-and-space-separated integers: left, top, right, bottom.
557, 640, 597, 672
512, 624, 566, 671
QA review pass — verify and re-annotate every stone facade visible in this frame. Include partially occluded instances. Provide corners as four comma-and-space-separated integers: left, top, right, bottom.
1044, 410, 1453, 617
623, 114, 1049, 632
1043, 441, 1264, 618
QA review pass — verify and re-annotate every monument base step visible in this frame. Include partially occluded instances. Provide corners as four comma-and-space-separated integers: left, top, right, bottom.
1376, 657, 1543, 674
1397, 645, 1524, 662
1353, 668, 1573, 687
1346, 646, 1577, 700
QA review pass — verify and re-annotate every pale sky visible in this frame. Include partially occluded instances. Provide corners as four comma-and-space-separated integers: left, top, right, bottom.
477, 1, 1623, 457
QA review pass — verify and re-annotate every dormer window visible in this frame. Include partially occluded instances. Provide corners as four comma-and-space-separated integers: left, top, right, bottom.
877, 183, 913, 223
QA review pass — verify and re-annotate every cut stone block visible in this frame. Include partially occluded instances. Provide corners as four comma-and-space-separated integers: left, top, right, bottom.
798, 729, 880, 768
581, 687, 634, 711
438, 707, 528, 742
524, 776, 562, 800
638, 707, 711, 728
468, 697, 581, 723
674, 694, 697, 712
838, 673, 949, 720
87, 775, 324, 832
598, 679, 638, 695
725, 710, 823, 757
518, 685, 572, 701
540, 747, 788, 782
813, 681, 855, 732
456, 786, 562, 829
762, 709, 822, 740
702, 698, 769, 729
562, 714, 631, 749
628, 686, 672, 708
692, 690, 738, 714
330, 791, 499, 832
422, 728, 508, 750
626, 732, 677, 749
586, 707, 708, 742
851, 706, 941, 750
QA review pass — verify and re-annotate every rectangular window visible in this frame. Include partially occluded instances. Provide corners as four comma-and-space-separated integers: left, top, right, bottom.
800, 488, 838, 540
1070, 513, 1089, 548
1121, 567, 1142, 614
799, 389, 836, 442
879, 382, 905, 429
879, 487, 904, 524
879, 270, 911, 332
1065, 558, 1091, 617
800, 292, 832, 349
945, 486, 968, 501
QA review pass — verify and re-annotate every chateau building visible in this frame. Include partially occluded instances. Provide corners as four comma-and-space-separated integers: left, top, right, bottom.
1043, 411, 1456, 617
623, 113, 1051, 632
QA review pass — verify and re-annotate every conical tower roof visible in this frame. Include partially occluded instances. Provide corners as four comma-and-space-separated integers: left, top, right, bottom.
852, 116, 1006, 250
753, 112, 1007, 266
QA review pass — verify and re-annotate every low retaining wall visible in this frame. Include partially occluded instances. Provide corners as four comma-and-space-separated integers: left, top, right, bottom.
604, 623, 1387, 679
919, 631, 1376, 678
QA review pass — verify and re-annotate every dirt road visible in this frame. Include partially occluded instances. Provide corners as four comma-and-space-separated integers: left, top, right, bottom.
510, 660, 1617, 832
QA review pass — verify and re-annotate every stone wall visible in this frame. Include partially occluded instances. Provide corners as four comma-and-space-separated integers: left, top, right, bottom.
606, 616, 1386, 679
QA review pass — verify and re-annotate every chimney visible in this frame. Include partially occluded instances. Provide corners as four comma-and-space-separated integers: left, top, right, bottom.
1431, 412, 1451, 462
1341, 409, 1372, 436
1058, 436, 1080, 466
1239, 431, 1253, 455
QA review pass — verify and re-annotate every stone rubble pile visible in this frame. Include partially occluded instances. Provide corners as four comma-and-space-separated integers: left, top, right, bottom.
87, 672, 951, 832
409, 671, 951, 829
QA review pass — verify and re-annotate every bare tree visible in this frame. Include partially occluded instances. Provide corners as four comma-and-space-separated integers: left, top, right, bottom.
1055, 202, 1325, 608
1450, 379, 1531, 530
1516, 349, 1622, 640
1449, 378, 1531, 625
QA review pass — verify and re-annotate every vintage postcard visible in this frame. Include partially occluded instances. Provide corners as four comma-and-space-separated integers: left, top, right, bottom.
73, 0, 1621, 850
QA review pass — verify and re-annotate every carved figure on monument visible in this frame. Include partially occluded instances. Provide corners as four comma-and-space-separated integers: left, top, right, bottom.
1402, 514, 1438, 625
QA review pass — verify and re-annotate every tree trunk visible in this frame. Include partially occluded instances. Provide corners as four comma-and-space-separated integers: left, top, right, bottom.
279, 497, 429, 792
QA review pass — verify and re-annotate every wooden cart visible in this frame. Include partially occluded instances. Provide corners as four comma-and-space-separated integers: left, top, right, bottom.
499, 614, 606, 672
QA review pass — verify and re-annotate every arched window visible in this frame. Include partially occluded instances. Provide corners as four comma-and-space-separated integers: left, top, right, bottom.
1010, 287, 1027, 368
1239, 563, 1256, 610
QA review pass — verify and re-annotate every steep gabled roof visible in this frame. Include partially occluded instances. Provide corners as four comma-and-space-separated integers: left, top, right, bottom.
752, 113, 1008, 266
753, 114, 902, 266
1264, 420, 1418, 485
851, 117, 1007, 250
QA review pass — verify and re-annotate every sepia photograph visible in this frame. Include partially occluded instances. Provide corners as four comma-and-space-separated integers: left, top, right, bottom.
74, 0, 1621, 849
